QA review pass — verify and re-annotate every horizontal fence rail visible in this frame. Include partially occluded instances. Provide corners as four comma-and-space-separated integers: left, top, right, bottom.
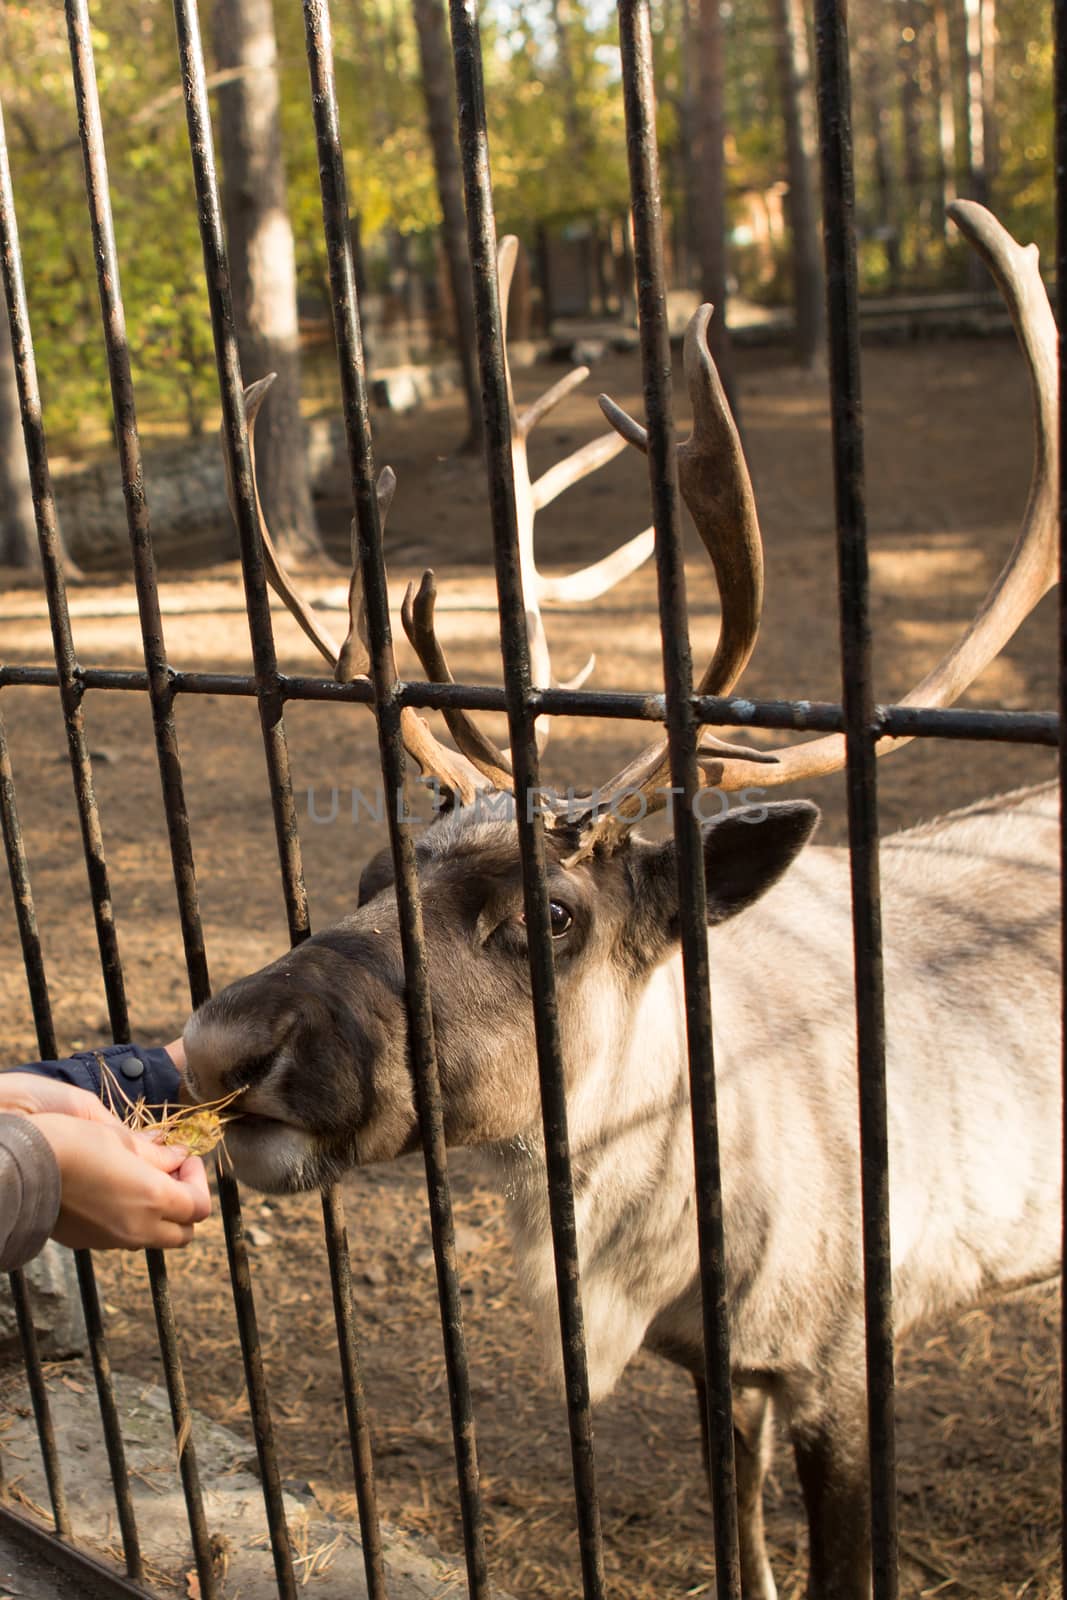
0, 1, 1059, 1599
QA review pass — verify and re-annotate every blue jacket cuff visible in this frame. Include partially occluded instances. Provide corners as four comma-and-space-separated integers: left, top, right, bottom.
3, 1044, 181, 1116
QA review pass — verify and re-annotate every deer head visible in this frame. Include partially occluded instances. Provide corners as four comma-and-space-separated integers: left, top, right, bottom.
184, 202, 1057, 1193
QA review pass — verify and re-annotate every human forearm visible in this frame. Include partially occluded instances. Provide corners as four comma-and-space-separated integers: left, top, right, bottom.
0, 1114, 61, 1272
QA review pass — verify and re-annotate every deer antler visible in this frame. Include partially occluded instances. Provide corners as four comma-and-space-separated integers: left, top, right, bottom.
704, 200, 1058, 793
395, 236, 659, 766
401, 571, 514, 790
497, 235, 656, 706
223, 378, 498, 808
563, 299, 771, 851
570, 201, 1057, 856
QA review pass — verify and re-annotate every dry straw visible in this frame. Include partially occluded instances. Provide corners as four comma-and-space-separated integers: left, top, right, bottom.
97, 1056, 241, 1161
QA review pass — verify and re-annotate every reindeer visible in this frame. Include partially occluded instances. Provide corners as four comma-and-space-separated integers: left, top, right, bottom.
183, 203, 1062, 1600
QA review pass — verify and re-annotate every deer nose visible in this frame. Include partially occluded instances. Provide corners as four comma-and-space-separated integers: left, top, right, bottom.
181, 1006, 286, 1106
222, 1048, 281, 1099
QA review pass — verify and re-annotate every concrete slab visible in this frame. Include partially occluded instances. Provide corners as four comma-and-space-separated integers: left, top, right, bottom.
0, 1362, 484, 1598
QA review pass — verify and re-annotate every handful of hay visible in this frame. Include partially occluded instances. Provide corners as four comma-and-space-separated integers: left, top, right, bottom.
98, 1057, 242, 1159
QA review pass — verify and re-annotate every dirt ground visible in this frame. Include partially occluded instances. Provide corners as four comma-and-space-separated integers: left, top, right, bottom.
0, 333, 1060, 1599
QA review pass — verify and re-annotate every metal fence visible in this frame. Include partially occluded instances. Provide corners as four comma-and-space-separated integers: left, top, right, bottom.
0, 2, 1061, 1599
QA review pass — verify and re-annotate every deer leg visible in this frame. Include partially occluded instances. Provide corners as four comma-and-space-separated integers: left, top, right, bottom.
693, 1374, 778, 1600
787, 1376, 872, 1600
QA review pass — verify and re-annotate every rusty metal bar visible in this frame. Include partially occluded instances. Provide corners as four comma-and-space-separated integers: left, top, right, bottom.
0, 87, 163, 1585
301, 1, 486, 1591
0, 714, 57, 1066
615, 4, 741, 1596
1056, 0, 1067, 1579
0, 713, 149, 1570
320, 1187, 388, 1600
62, 3, 226, 1588
169, 0, 315, 1591
6, 1270, 70, 1538
813, 2, 898, 1596
0, 664, 1054, 745
447, 1, 606, 1595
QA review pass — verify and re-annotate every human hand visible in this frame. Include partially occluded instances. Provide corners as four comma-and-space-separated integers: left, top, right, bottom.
29, 1114, 212, 1251
0, 1071, 123, 1125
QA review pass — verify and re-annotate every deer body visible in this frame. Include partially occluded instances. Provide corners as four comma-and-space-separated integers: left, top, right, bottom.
184, 781, 1061, 1600
194, 205, 1061, 1597
486, 784, 1061, 1600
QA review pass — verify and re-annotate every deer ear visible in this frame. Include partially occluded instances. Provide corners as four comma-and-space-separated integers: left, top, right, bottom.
701, 801, 819, 923
358, 846, 396, 906
631, 800, 819, 955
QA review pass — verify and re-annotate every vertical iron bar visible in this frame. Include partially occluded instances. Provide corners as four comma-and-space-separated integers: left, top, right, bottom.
615, 5, 741, 1597
170, 0, 310, 950
62, 8, 225, 1590
0, 110, 127, 1045
72, 1253, 147, 1582
320, 1188, 388, 1600
1055, 0, 1067, 1586
0, 715, 57, 1062
167, 2, 358, 1595
0, 724, 56, 1075
0, 93, 160, 1577
64, 0, 210, 1006
813, 4, 897, 1598
301, 5, 488, 1593
0, 716, 146, 1572
446, 3, 607, 1596
7, 1271, 70, 1537
1, 713, 152, 1579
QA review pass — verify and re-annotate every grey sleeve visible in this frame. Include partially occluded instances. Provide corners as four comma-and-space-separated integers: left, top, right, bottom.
0, 1114, 61, 1273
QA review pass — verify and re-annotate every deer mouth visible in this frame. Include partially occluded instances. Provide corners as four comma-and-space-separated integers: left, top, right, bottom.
218, 1110, 325, 1195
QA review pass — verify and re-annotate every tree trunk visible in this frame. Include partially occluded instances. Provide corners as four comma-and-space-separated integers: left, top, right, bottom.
509, 240, 532, 342
961, 0, 995, 287
215, 0, 322, 558
536, 226, 555, 333
692, 0, 738, 415
613, 214, 636, 325
980, 0, 998, 188
857, 1, 902, 289
411, 0, 483, 454
548, 0, 585, 153
961, 0, 989, 206
898, 0, 926, 270
679, 0, 701, 287
930, 0, 958, 239
0, 310, 42, 569
771, 0, 825, 370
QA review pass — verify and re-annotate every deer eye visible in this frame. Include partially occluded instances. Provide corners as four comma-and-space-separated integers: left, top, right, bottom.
517, 901, 575, 939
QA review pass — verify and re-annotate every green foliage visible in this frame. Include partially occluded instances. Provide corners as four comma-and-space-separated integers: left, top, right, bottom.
0, 0, 1056, 441
1, 0, 218, 439
992, 0, 1052, 258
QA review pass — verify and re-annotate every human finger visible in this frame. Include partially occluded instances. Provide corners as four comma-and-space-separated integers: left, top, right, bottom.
64, 1217, 197, 1252
129, 1131, 191, 1172
174, 1156, 211, 1222
129, 1220, 196, 1251
0, 1073, 123, 1125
